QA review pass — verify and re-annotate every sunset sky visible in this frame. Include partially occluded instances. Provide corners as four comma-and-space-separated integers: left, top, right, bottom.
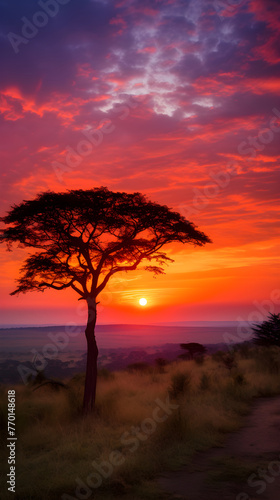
0, 0, 279, 326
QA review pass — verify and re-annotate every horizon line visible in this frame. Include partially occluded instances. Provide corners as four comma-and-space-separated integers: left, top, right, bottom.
0, 320, 257, 329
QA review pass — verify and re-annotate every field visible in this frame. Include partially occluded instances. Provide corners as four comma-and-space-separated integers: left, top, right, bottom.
1, 344, 280, 500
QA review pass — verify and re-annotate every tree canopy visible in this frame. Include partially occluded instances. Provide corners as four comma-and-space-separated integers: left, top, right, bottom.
252, 313, 280, 347
179, 342, 207, 359
1, 187, 211, 299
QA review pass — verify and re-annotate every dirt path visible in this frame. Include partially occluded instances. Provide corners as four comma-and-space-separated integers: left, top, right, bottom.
157, 396, 280, 500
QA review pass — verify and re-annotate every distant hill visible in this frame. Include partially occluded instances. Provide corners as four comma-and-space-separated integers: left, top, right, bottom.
0, 342, 229, 384
0, 322, 250, 351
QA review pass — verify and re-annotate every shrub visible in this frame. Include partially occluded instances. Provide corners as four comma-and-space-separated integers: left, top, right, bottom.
194, 354, 205, 365
212, 351, 236, 371
32, 370, 47, 386
155, 358, 168, 373
222, 353, 236, 371
168, 371, 191, 399
199, 373, 211, 391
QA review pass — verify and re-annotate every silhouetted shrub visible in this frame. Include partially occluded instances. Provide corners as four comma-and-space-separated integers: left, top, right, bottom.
194, 354, 205, 365
199, 372, 211, 391
155, 357, 168, 373
223, 353, 236, 371
212, 351, 237, 370
168, 371, 191, 399
32, 370, 47, 386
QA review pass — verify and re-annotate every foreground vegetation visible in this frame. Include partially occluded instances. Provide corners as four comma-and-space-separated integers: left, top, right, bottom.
1, 344, 280, 500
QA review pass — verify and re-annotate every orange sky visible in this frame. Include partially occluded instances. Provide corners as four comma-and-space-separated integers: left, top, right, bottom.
0, 0, 279, 325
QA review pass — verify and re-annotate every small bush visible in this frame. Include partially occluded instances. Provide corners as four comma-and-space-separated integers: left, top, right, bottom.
194, 355, 205, 365
223, 353, 236, 371
32, 370, 47, 386
169, 371, 191, 399
155, 357, 168, 373
199, 372, 211, 391
212, 351, 236, 370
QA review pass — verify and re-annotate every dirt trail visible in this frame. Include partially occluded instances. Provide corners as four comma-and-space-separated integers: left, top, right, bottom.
158, 396, 280, 500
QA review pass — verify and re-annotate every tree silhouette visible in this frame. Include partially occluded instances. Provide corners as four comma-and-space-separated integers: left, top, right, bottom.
1, 187, 211, 413
179, 342, 207, 360
252, 313, 280, 347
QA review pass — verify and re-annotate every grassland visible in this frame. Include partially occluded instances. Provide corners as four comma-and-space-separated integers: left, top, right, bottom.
0, 344, 280, 500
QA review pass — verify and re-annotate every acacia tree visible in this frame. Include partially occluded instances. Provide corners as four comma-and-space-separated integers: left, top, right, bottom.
179, 342, 207, 359
0, 187, 211, 413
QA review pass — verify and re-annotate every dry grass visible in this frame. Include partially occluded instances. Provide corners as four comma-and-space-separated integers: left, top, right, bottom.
0, 345, 279, 499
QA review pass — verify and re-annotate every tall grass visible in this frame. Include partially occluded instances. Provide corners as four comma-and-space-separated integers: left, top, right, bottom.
0, 345, 279, 499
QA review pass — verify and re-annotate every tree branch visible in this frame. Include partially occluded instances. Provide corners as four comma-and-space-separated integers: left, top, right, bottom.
71, 282, 86, 297
38, 277, 76, 291
95, 255, 146, 295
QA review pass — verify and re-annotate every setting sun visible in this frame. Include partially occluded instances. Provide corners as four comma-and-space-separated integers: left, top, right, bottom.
139, 298, 147, 306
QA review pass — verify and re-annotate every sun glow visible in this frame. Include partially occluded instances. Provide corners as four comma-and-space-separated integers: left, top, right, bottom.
139, 298, 147, 306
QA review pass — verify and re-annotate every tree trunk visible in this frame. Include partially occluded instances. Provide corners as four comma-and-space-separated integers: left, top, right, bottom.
82, 297, 98, 414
